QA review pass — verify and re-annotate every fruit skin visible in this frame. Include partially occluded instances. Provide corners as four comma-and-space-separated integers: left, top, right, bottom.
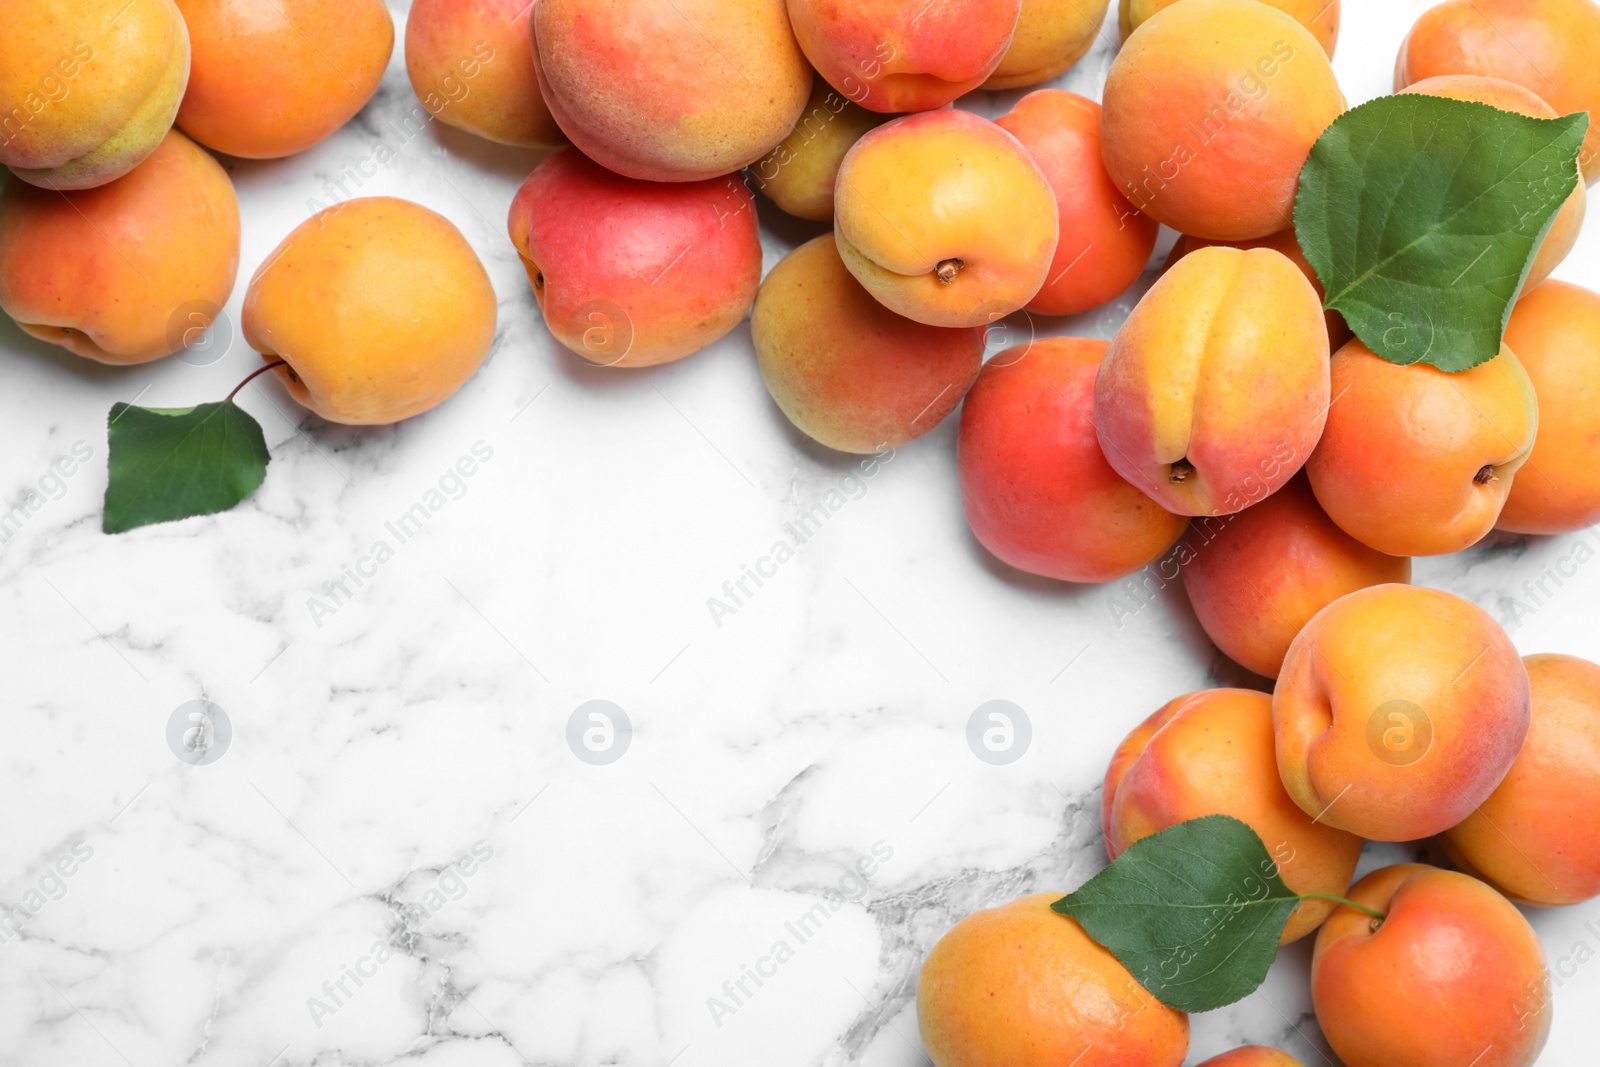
0, 130, 239, 364
1274, 584, 1531, 842
917, 893, 1189, 1067
958, 337, 1187, 583
834, 110, 1058, 328
242, 197, 497, 425
1180, 476, 1411, 679
1396, 0, 1600, 183
532, 0, 811, 182
1497, 281, 1600, 534
1400, 75, 1585, 292
1103, 689, 1363, 943
1122, 0, 1340, 56
1312, 864, 1551, 1067
405, 0, 564, 148
1166, 227, 1350, 349
750, 81, 888, 222
1306, 339, 1538, 557
0, 0, 190, 190
507, 149, 760, 368
1443, 654, 1600, 906
752, 235, 983, 453
1094, 246, 1329, 517
984, 0, 1110, 90
1102, 0, 1346, 241
1195, 1048, 1306, 1067
995, 91, 1158, 317
175, 0, 393, 159
788, 0, 1022, 113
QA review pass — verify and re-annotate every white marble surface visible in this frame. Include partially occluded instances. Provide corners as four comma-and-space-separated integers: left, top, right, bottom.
2, 2, 1598, 1065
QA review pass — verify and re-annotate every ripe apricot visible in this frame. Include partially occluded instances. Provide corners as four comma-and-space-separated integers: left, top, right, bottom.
242, 197, 497, 425
1312, 864, 1551, 1067
1103, 689, 1362, 943
1444, 654, 1600, 906
1166, 227, 1350, 349
1497, 281, 1600, 534
1274, 584, 1530, 841
1307, 339, 1539, 556
175, 0, 393, 159
789, 0, 1021, 112
0, 130, 239, 364
752, 236, 983, 453
1196, 1049, 1305, 1067
533, 0, 811, 182
1102, 0, 1345, 241
1122, 0, 1340, 56
507, 150, 761, 368
958, 337, 1187, 583
1396, 0, 1600, 183
985, 0, 1110, 90
1181, 476, 1410, 679
750, 81, 888, 222
918, 893, 1189, 1067
1094, 246, 1329, 516
996, 91, 1159, 317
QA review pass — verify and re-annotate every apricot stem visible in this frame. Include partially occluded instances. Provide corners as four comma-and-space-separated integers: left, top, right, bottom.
1169, 459, 1195, 484
226, 359, 289, 403
1475, 464, 1496, 484
1299, 892, 1387, 925
935, 258, 963, 284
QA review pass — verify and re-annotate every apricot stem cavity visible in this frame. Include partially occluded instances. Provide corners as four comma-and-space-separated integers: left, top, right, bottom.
936, 258, 964, 285
1169, 459, 1195, 484
1475, 464, 1496, 484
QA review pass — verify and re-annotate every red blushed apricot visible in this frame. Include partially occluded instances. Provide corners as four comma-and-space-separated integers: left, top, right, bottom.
405, 0, 564, 148
958, 337, 1187, 583
1498, 281, 1600, 534
1307, 339, 1539, 557
1180, 476, 1411, 679
1444, 654, 1600, 906
507, 149, 761, 368
1123, 0, 1340, 57
1274, 584, 1531, 842
1102, 0, 1346, 241
1167, 228, 1350, 349
752, 236, 983, 453
175, 0, 393, 159
1103, 689, 1362, 943
1195, 1049, 1306, 1067
918, 893, 1189, 1067
1396, 0, 1600, 183
1312, 865, 1551, 1067
996, 91, 1159, 317
788, 0, 1022, 113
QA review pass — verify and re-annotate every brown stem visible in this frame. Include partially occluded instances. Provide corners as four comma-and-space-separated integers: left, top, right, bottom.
1475, 464, 1496, 485
226, 359, 289, 404
1169, 459, 1195, 484
935, 258, 962, 284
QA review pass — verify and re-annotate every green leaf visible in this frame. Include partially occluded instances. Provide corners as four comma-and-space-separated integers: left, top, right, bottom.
1296, 94, 1587, 372
103, 401, 270, 534
1052, 814, 1297, 1013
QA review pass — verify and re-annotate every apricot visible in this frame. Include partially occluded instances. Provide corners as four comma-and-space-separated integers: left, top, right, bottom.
1166, 227, 1350, 349
984, 0, 1110, 90
507, 150, 760, 368
750, 81, 888, 222
175, 0, 392, 159
917, 893, 1189, 1067
1443, 654, 1600, 906
242, 197, 496, 425
0, 130, 238, 364
958, 337, 1187, 583
1396, 0, 1600, 183
1195, 1049, 1305, 1067
752, 236, 983, 453
1181, 477, 1411, 679
1274, 584, 1531, 842
995, 91, 1159, 317
1497, 281, 1600, 534
1102, 0, 1345, 241
1103, 689, 1362, 943
834, 110, 1058, 327
405, 0, 563, 148
1401, 75, 1585, 292
788, 0, 1021, 113
532, 0, 811, 182
1312, 864, 1551, 1067
1122, 0, 1340, 56
0, 0, 189, 190
1094, 246, 1329, 517
1306, 339, 1538, 556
